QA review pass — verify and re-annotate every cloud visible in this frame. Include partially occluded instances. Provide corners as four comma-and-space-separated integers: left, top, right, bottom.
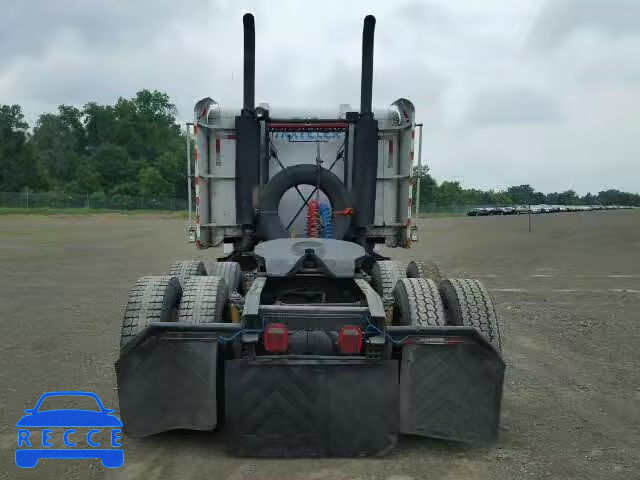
1, 0, 639, 194
466, 88, 562, 126
0, 1, 192, 61
529, 0, 640, 51
392, 1, 451, 29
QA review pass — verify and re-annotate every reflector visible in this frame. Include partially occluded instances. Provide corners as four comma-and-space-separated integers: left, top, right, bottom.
338, 326, 362, 354
264, 323, 288, 353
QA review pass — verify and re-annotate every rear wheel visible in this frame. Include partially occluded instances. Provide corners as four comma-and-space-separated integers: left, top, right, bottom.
439, 278, 502, 350
178, 276, 229, 324
206, 261, 241, 295
406, 260, 443, 283
169, 260, 206, 286
393, 278, 446, 326
371, 260, 406, 308
120, 276, 182, 347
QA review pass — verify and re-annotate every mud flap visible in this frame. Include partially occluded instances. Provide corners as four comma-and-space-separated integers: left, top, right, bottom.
116, 330, 220, 437
225, 358, 398, 456
399, 341, 505, 443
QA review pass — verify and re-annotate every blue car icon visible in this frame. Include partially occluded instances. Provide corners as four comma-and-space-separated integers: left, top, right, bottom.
16, 391, 123, 468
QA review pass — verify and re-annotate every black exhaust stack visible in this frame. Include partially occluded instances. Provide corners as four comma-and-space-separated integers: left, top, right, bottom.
235, 13, 261, 236
351, 15, 379, 232
360, 15, 375, 117
242, 13, 255, 112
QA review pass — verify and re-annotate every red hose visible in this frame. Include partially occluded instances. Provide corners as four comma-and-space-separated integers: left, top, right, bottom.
307, 200, 320, 238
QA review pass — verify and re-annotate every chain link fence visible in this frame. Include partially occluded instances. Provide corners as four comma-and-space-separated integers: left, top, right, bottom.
0, 191, 187, 211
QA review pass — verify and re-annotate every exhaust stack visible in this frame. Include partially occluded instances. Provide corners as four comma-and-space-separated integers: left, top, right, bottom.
360, 15, 375, 117
235, 13, 260, 235
351, 15, 379, 233
242, 13, 256, 112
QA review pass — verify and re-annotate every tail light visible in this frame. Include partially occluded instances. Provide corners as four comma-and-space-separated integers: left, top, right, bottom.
264, 323, 288, 353
338, 326, 363, 354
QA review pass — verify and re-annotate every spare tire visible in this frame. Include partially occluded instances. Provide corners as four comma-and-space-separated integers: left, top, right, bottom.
258, 164, 352, 240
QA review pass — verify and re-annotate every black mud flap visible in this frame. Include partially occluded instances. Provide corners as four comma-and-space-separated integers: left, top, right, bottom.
399, 339, 505, 443
225, 358, 398, 456
116, 327, 221, 437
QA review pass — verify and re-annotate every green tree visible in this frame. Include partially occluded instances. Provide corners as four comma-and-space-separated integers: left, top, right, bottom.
506, 184, 535, 204
412, 165, 438, 207
557, 190, 579, 205
32, 111, 84, 186
0, 105, 45, 191
138, 167, 173, 197
531, 191, 546, 204
436, 180, 463, 205
83, 102, 117, 149
596, 189, 640, 206
87, 143, 133, 191
546, 192, 560, 204
67, 164, 104, 193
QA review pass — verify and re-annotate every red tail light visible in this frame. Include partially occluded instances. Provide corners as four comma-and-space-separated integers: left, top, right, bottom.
264, 323, 288, 353
338, 326, 363, 354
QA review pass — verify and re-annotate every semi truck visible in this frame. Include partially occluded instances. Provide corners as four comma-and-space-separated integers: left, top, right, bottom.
116, 13, 505, 456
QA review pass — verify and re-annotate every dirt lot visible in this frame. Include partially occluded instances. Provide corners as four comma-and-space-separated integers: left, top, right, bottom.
1, 210, 639, 480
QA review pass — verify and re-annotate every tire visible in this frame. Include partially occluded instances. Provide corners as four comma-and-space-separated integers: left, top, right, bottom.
206, 261, 241, 294
168, 260, 206, 286
120, 276, 182, 347
393, 278, 445, 327
178, 276, 229, 324
258, 164, 352, 240
439, 278, 502, 350
406, 260, 443, 283
371, 260, 406, 307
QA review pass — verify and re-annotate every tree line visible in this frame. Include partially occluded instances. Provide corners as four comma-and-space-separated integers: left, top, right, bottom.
0, 90, 186, 198
412, 166, 640, 207
1, 90, 638, 207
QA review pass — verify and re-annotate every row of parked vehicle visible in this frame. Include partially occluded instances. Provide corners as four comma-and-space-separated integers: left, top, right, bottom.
467, 205, 636, 216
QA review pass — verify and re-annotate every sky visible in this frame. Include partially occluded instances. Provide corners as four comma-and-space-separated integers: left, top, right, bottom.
1, 0, 639, 194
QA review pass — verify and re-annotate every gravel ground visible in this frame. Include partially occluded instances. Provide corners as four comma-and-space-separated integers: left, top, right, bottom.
1, 210, 639, 480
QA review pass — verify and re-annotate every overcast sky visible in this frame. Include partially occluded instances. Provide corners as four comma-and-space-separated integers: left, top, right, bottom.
2, 0, 639, 194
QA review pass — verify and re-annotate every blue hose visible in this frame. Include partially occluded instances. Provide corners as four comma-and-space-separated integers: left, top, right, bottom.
319, 203, 333, 238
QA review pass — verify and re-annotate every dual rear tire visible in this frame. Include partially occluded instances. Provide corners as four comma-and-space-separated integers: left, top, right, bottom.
393, 278, 446, 327
120, 276, 182, 347
120, 261, 240, 348
169, 259, 241, 295
121, 259, 502, 351
439, 278, 502, 350
373, 260, 502, 350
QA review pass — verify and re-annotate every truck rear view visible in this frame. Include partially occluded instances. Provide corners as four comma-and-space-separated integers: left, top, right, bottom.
116, 13, 505, 456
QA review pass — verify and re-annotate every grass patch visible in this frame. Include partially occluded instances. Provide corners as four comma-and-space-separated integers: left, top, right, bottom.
0, 207, 188, 218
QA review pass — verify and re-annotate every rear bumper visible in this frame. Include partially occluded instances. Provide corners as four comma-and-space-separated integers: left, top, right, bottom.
117, 323, 504, 454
